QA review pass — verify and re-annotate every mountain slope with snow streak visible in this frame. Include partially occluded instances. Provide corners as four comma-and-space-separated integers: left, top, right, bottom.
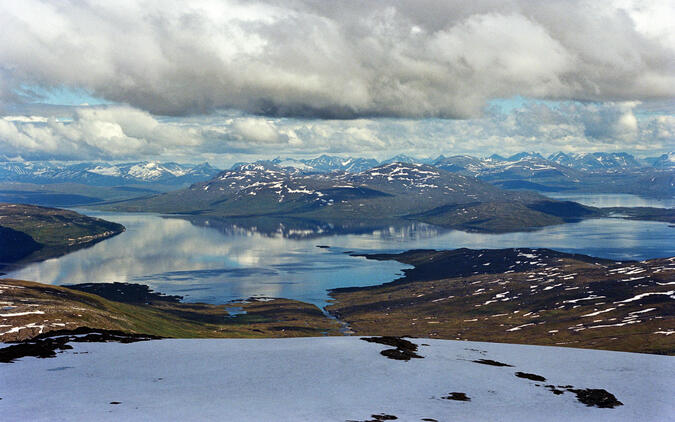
101, 162, 578, 232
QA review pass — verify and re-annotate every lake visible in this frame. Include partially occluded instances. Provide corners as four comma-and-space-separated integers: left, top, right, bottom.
545, 192, 675, 208
7, 204, 674, 308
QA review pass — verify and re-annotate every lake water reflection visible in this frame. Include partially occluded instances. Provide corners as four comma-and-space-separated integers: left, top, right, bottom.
7, 208, 674, 307
545, 192, 674, 208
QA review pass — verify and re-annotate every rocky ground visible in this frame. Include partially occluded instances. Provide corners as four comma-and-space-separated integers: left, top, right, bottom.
327, 248, 675, 355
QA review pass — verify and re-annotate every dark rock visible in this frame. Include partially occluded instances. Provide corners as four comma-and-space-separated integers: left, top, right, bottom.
380, 348, 423, 361
0, 327, 161, 363
0, 337, 72, 363
362, 336, 423, 361
347, 414, 398, 422
369, 415, 397, 421
545, 385, 565, 395
442, 392, 471, 401
515, 372, 547, 382
362, 336, 418, 351
567, 388, 623, 408
472, 359, 513, 367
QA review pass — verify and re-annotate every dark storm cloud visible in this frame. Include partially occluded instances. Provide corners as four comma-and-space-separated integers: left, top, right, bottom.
0, 0, 673, 118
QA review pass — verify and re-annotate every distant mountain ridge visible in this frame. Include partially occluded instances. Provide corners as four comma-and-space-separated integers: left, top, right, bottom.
232, 155, 379, 174
0, 161, 220, 186
226, 151, 673, 198
547, 152, 644, 171
2, 150, 672, 199
231, 151, 673, 174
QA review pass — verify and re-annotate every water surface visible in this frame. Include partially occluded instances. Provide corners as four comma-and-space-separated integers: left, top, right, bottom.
7, 206, 673, 307
545, 192, 674, 208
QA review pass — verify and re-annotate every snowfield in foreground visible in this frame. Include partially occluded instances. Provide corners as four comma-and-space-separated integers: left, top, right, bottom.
1, 337, 673, 421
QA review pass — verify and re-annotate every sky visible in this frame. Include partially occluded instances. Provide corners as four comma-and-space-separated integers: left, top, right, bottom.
0, 0, 673, 167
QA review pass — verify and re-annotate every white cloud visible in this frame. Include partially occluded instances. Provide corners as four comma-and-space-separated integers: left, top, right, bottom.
0, 0, 673, 118
0, 106, 200, 160
232, 118, 281, 143
0, 101, 671, 163
2, 116, 49, 123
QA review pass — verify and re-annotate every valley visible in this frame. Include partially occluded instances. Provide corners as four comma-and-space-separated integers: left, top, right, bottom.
0, 279, 341, 343
2, 247, 673, 356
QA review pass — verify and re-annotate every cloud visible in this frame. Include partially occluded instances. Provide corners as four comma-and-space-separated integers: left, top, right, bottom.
0, 106, 202, 160
577, 102, 639, 142
232, 118, 282, 143
1, 102, 671, 163
0, 0, 673, 118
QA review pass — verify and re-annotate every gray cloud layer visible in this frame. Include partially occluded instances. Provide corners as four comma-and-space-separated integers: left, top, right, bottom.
1, 0, 673, 118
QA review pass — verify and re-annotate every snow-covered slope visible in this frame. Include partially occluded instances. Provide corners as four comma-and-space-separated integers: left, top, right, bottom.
192, 162, 505, 211
548, 152, 643, 172
237, 155, 380, 173
434, 155, 578, 180
1, 337, 671, 421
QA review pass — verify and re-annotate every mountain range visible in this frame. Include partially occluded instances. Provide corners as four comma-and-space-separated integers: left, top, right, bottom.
0, 160, 221, 186
241, 151, 673, 174
1, 151, 672, 205
101, 161, 603, 233
226, 151, 674, 199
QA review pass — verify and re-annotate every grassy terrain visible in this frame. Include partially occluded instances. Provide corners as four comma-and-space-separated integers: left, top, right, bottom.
0, 203, 125, 270
327, 249, 675, 355
0, 279, 342, 342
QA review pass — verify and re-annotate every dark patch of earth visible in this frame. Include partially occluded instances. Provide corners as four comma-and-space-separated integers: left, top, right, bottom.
567, 388, 623, 408
545, 385, 565, 395
0, 327, 161, 363
442, 392, 471, 401
472, 358, 513, 367
362, 336, 423, 361
64, 282, 182, 304
347, 414, 398, 422
515, 371, 547, 382
541, 383, 622, 408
